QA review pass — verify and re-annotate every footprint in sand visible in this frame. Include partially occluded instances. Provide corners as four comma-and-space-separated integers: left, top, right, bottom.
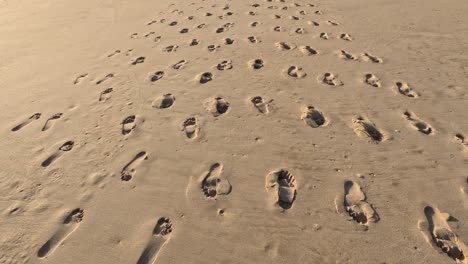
37, 208, 84, 258
251, 96, 270, 114
247, 36, 260, 43
74, 74, 88, 85
163, 45, 178, 52
204, 97, 230, 117
216, 27, 226, 33
396, 82, 419, 98
322, 73, 343, 86
352, 117, 387, 143
276, 42, 296, 50
172, 60, 188, 70
41, 141, 74, 167
265, 169, 297, 210
308, 21, 320, 26
152, 94, 175, 109
150, 71, 165, 82
287, 66, 307, 78
121, 151, 148, 181
96, 73, 114, 85
99, 88, 113, 102
365, 74, 381, 87
340, 33, 353, 41
207, 44, 220, 52
454, 133, 468, 152
145, 32, 155, 37
107, 50, 121, 57
198, 72, 213, 84
419, 206, 467, 262
201, 163, 232, 198
339, 50, 357, 61
342, 180, 379, 225
122, 115, 137, 135
11, 113, 41, 132
190, 39, 200, 46
136, 217, 173, 264
250, 59, 264, 70
301, 106, 327, 128
42, 113, 63, 132
180, 28, 189, 34
300, 46, 318, 55
362, 53, 383, 63
319, 32, 330, 40
131, 56, 145, 65
403, 111, 433, 135
273, 26, 283, 32
182, 117, 199, 139
250, 21, 259, 27
327, 20, 340, 26
217, 60, 233, 71
224, 38, 235, 45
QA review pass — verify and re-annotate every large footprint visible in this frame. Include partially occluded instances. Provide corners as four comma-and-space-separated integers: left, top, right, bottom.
121, 151, 148, 181
403, 111, 434, 135
200, 163, 232, 198
352, 117, 387, 143
37, 208, 84, 258
342, 181, 379, 225
419, 206, 467, 262
11, 113, 41, 132
265, 169, 297, 210
137, 217, 173, 264
41, 141, 75, 167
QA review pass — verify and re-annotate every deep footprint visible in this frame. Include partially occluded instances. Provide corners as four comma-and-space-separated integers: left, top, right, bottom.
352, 117, 386, 143
182, 117, 199, 139
41, 141, 75, 167
122, 115, 137, 135
403, 111, 433, 135
265, 169, 297, 210
153, 94, 175, 109
344, 181, 379, 225
201, 163, 232, 198
301, 106, 326, 128
396, 82, 419, 98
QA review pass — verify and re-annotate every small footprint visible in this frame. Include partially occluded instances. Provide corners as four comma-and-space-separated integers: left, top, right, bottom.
182, 117, 199, 139
250, 21, 259, 27
454, 133, 468, 152
122, 115, 137, 135
339, 50, 357, 61
320, 33, 330, 40
247, 36, 260, 43
276, 42, 296, 50
144, 32, 155, 37
37, 208, 84, 258
131, 57, 145, 65
96, 73, 114, 85
207, 44, 220, 52
419, 206, 467, 262
362, 53, 382, 63
217, 60, 233, 71
199, 72, 213, 84
265, 169, 297, 210
300, 46, 318, 55
11, 113, 41, 132
403, 111, 433, 135
180, 28, 189, 34
201, 163, 232, 198
74, 74, 88, 85
352, 117, 386, 143
152, 94, 175, 109
224, 38, 235, 45
295, 27, 306, 34
287, 66, 307, 78
99, 88, 113, 102
150, 71, 165, 82
172, 60, 188, 70
163, 45, 178, 52
365, 74, 381, 87
308, 21, 320, 26
301, 106, 326, 128
190, 39, 200, 46
130, 33, 139, 39
136, 217, 173, 264
205, 97, 230, 117
250, 59, 264, 69
340, 33, 353, 41
107, 50, 121, 58
216, 27, 225, 33
273, 26, 282, 32
322, 73, 343, 86
327, 20, 340, 26
121, 151, 148, 181
251, 96, 270, 114
42, 113, 63, 132
41, 141, 75, 167
343, 181, 379, 224
396, 82, 419, 98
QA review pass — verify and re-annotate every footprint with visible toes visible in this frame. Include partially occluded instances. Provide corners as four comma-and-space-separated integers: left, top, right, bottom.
99, 88, 113, 102
403, 111, 433, 135
182, 117, 199, 139
152, 94, 175, 109
121, 151, 148, 181
37, 208, 84, 258
396, 82, 419, 98
287, 66, 307, 78
340, 180, 379, 225
352, 117, 387, 143
322, 73, 343, 86
42, 113, 63, 132
365, 74, 381, 87
41, 141, 75, 167
251, 96, 270, 114
122, 115, 137, 135
216, 60, 233, 71
301, 106, 326, 128
201, 163, 232, 198
12, 113, 41, 132
136, 217, 173, 264
204, 97, 230, 117
265, 169, 297, 210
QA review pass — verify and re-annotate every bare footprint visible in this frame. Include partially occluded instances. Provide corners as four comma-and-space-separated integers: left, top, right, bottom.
121, 151, 148, 181
150, 71, 165, 82
11, 113, 41, 132
454, 133, 468, 152
182, 117, 199, 139
265, 169, 297, 210
247, 36, 260, 43
419, 206, 467, 262
37, 208, 84, 258
365, 74, 381, 87
207, 44, 220, 52
163, 45, 178, 52
403, 111, 433, 135
295, 27, 306, 34
99, 88, 113, 102
190, 39, 200, 46
41, 141, 75, 167
250, 59, 264, 70
340, 33, 353, 41
96, 73, 114, 85
42, 113, 63, 132
224, 38, 235, 45
107, 50, 121, 57
287, 66, 307, 78
122, 115, 137, 135
204, 97, 230, 117
172, 60, 188, 70
74, 74, 88, 85
362, 53, 383, 63
251, 96, 270, 114
131, 56, 145, 65
301, 106, 327, 128
217, 60, 233, 71
199, 72, 213, 83
152, 94, 175, 109
319, 32, 329, 40
276, 42, 296, 50
136, 217, 173, 264
300, 46, 318, 55
339, 50, 357, 61
343, 181, 379, 225
322, 73, 343, 86
201, 163, 232, 198
352, 117, 387, 143
396, 82, 419, 98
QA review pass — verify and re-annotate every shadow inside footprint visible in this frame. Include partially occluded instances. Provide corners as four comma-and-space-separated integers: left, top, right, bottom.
301, 106, 326, 128
201, 163, 232, 198
12, 113, 41, 132
344, 181, 379, 225
265, 169, 297, 210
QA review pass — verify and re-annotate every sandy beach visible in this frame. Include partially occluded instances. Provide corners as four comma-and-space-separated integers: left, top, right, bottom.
0, 0, 467, 263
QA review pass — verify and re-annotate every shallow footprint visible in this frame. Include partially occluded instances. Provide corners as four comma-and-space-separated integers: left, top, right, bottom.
362, 53, 383, 63
37, 208, 84, 258
396, 82, 419, 98
74, 74, 88, 85
276, 42, 296, 50
300, 46, 318, 55
152, 94, 175, 109
403, 111, 433, 135
322, 73, 343, 86
420, 206, 467, 262
365, 74, 381, 87
136, 217, 173, 264
42, 113, 63, 132
454, 133, 468, 152
287, 66, 307, 78
339, 50, 357, 61
172, 60, 188, 70
251, 96, 270, 114
352, 117, 386, 143
201, 163, 232, 198
150, 71, 164, 82
11, 113, 41, 132
182, 117, 199, 139
99, 88, 113, 102
343, 181, 379, 225
122, 115, 137, 135
41, 141, 74, 167
121, 151, 148, 181
265, 169, 297, 210
216, 60, 233, 71
96, 73, 114, 85
301, 106, 326, 128
250, 59, 264, 69
204, 97, 230, 117
340, 33, 353, 41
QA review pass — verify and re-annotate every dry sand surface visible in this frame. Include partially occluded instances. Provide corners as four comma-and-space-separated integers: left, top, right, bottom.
0, 0, 467, 263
